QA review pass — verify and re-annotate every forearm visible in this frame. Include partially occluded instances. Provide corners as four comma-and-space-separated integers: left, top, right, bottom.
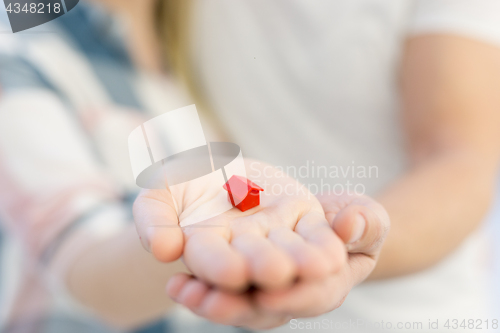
62, 225, 187, 329
370, 149, 497, 280
368, 34, 500, 280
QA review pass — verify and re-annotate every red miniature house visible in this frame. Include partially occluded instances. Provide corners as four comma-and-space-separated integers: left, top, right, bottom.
223, 175, 264, 212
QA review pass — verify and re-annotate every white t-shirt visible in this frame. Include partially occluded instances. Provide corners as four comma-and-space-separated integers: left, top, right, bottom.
190, 0, 500, 332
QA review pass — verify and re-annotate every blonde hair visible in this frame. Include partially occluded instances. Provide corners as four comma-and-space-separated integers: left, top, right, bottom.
156, 0, 204, 104
156, 0, 228, 138
156, 1, 190, 77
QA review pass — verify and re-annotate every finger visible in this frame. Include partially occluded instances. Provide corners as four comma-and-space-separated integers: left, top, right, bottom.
133, 189, 184, 262
176, 278, 210, 309
267, 227, 331, 280
231, 233, 297, 290
169, 274, 291, 329
168, 273, 256, 325
328, 197, 390, 255
255, 274, 349, 318
166, 273, 192, 301
197, 289, 255, 325
328, 204, 365, 244
199, 291, 292, 330
230, 216, 298, 289
183, 231, 249, 291
294, 211, 347, 273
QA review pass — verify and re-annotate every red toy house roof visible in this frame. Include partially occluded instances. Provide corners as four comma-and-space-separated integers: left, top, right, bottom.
222, 175, 263, 201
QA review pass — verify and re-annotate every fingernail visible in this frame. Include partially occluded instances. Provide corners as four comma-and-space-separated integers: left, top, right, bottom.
349, 214, 366, 244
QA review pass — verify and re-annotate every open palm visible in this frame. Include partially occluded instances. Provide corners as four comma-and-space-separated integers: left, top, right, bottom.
134, 160, 346, 292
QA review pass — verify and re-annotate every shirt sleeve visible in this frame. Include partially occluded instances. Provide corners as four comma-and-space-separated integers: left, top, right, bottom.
0, 87, 130, 257
409, 0, 500, 47
0, 15, 145, 319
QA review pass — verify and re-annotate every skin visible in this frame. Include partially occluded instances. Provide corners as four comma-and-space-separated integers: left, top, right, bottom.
372, 34, 500, 278
136, 160, 349, 291
61, 0, 500, 329
134, 161, 390, 329
54, 1, 178, 329
62, 226, 187, 328
140, 35, 500, 327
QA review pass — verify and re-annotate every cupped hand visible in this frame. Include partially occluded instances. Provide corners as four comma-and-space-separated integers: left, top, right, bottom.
165, 193, 390, 329
133, 160, 346, 292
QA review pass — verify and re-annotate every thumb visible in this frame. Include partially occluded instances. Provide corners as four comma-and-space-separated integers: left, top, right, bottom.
133, 189, 184, 262
321, 195, 390, 256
